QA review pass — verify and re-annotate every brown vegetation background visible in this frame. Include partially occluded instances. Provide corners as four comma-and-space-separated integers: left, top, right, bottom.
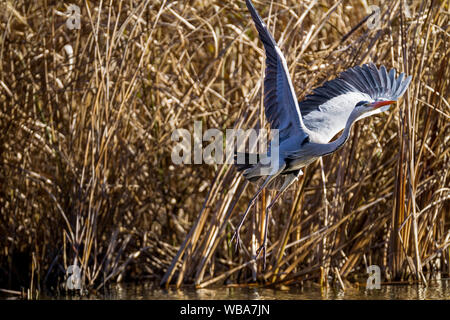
0, 0, 448, 294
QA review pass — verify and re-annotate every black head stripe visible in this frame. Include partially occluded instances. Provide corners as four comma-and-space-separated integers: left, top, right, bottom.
355, 100, 369, 107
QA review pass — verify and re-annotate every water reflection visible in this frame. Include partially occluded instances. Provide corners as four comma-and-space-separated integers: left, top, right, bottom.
91, 279, 450, 300
28, 278, 450, 300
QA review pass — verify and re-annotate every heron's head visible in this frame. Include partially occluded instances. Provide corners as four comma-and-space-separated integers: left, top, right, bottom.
355, 100, 396, 114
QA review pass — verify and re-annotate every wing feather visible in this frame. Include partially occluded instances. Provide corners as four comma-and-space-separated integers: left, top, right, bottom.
246, 0, 308, 142
300, 63, 412, 142
246, 0, 412, 146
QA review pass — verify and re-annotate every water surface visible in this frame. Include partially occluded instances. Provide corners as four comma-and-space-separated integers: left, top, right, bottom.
40, 278, 450, 300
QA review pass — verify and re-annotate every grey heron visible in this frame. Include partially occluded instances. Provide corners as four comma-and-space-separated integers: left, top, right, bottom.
233, 0, 412, 268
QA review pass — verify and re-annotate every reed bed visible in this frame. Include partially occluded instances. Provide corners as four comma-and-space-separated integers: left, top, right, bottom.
0, 0, 448, 294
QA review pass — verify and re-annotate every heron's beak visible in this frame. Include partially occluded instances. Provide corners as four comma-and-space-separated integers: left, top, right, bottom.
372, 100, 396, 109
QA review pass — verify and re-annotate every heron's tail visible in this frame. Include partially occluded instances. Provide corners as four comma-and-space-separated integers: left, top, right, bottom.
234, 152, 261, 173
234, 152, 270, 184
235, 154, 303, 190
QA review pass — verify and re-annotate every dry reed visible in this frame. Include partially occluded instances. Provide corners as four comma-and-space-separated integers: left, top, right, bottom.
0, 0, 448, 294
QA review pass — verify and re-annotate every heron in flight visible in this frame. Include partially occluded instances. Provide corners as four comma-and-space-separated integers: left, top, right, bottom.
233, 0, 412, 268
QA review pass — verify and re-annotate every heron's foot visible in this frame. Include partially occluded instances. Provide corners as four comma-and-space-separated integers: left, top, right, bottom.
255, 244, 267, 270
231, 228, 241, 253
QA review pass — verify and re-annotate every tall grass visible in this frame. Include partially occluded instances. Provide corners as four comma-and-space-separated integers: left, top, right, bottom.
0, 0, 448, 294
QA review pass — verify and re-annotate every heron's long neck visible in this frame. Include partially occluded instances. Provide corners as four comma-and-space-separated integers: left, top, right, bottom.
320, 111, 360, 156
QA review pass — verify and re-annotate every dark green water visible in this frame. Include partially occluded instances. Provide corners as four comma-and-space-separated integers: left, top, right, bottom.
31, 278, 450, 300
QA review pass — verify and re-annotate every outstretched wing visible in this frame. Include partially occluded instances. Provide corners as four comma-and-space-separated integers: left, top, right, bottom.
246, 0, 309, 143
300, 63, 412, 143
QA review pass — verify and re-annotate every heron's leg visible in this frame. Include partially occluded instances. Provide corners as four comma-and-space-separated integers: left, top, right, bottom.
256, 170, 302, 269
231, 173, 279, 252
